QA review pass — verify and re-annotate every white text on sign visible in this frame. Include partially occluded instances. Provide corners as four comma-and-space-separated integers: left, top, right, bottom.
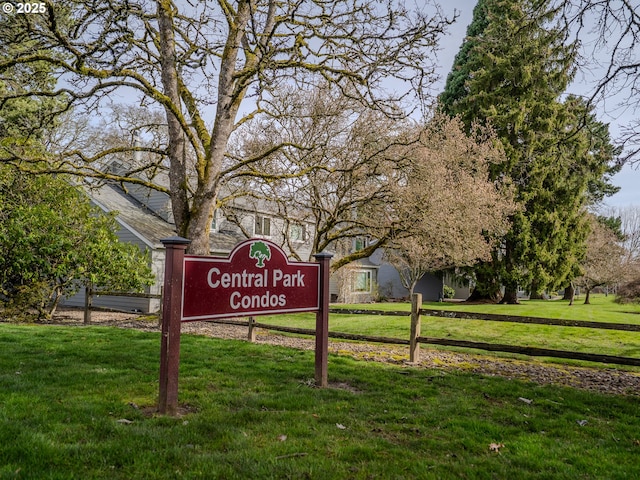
207, 268, 306, 289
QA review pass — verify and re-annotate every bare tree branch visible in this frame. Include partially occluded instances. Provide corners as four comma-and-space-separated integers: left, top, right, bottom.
1, 0, 453, 253
557, 0, 640, 163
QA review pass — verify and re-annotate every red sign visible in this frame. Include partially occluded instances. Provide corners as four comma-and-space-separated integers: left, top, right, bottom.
181, 239, 320, 321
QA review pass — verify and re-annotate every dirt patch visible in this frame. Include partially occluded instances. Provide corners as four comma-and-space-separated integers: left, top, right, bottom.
19, 308, 640, 397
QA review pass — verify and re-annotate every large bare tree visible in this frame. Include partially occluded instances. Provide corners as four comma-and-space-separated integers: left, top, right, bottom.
604, 205, 640, 263
236, 86, 515, 277
0, 0, 452, 254
618, 206, 640, 264
232, 84, 414, 270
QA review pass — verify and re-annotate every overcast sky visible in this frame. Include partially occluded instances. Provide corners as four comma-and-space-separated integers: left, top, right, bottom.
434, 0, 639, 208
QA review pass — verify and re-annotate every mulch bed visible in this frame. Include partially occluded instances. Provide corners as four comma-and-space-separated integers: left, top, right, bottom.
13, 308, 640, 397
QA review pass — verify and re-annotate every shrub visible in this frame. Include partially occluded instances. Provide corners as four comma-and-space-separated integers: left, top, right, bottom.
616, 278, 640, 304
443, 285, 456, 299
0, 169, 154, 319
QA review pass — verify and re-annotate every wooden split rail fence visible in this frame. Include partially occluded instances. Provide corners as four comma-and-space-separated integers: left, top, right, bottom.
86, 290, 640, 367
242, 293, 640, 368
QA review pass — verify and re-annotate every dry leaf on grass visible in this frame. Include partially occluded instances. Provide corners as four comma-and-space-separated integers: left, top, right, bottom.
489, 443, 505, 453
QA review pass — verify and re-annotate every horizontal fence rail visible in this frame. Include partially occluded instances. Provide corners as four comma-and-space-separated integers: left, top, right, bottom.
252, 321, 411, 346
84, 290, 638, 368
92, 291, 162, 299
328, 308, 410, 317
416, 301, 639, 366
420, 308, 640, 332
214, 318, 412, 347
233, 295, 639, 368
417, 337, 640, 367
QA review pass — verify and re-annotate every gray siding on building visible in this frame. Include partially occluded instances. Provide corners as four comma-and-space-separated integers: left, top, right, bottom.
330, 277, 339, 302
125, 183, 173, 223
331, 263, 379, 304
414, 273, 443, 302
115, 225, 148, 250
443, 272, 471, 300
60, 184, 172, 313
63, 288, 154, 313
376, 263, 444, 302
370, 249, 449, 302
217, 207, 316, 262
377, 263, 410, 300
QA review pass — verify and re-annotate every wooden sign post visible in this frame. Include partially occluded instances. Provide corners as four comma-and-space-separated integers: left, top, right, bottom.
313, 252, 332, 387
158, 237, 190, 416
158, 238, 332, 415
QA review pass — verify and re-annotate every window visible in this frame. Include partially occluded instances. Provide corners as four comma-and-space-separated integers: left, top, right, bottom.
353, 270, 372, 293
255, 215, 271, 237
354, 236, 368, 252
289, 223, 306, 242
211, 210, 218, 231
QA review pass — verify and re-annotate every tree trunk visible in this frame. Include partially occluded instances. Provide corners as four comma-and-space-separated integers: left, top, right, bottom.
157, 1, 254, 255
584, 288, 591, 305
500, 286, 520, 304
409, 281, 417, 298
157, 2, 190, 239
467, 286, 502, 303
186, 195, 217, 254
568, 282, 575, 306
499, 239, 519, 304
529, 280, 544, 299
563, 283, 574, 301
47, 286, 63, 319
466, 262, 502, 302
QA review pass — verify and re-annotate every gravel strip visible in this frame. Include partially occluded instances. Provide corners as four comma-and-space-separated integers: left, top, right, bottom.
30, 308, 640, 396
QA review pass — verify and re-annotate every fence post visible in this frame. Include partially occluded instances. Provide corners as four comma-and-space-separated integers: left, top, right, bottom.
248, 316, 256, 342
84, 284, 92, 325
410, 293, 422, 363
158, 236, 190, 416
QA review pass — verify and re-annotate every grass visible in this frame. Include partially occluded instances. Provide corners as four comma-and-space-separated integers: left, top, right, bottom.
258, 295, 640, 367
1, 323, 639, 479
420, 293, 640, 324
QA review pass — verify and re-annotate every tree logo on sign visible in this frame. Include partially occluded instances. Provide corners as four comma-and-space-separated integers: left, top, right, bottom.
249, 241, 271, 267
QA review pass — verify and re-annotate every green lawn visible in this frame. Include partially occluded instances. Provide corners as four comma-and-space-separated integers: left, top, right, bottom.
336, 293, 640, 322
258, 295, 640, 366
1, 324, 639, 479
421, 293, 640, 324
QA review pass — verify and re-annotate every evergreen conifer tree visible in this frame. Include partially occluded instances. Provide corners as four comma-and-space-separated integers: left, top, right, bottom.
440, 0, 619, 303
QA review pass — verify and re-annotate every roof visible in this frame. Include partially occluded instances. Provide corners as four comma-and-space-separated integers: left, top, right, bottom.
87, 184, 243, 253
352, 257, 380, 269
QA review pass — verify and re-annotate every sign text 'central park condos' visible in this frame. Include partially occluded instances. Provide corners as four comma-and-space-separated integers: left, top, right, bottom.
181, 239, 320, 321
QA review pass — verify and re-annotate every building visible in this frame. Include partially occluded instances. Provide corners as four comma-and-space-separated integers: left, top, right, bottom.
64, 175, 459, 312
63, 179, 331, 312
